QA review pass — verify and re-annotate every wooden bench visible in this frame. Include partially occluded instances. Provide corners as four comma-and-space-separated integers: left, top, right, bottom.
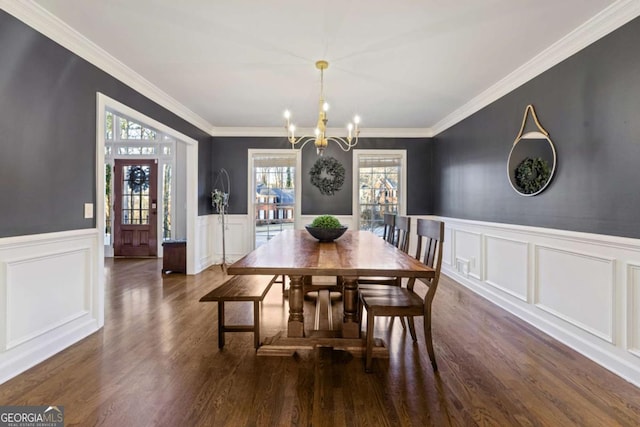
199, 275, 277, 349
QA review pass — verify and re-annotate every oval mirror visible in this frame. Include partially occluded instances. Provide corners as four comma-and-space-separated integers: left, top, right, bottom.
507, 106, 557, 196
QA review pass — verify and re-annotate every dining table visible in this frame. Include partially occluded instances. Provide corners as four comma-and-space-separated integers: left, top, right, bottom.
227, 229, 435, 354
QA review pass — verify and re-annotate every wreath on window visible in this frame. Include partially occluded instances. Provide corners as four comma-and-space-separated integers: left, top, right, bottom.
515, 157, 551, 194
127, 166, 149, 193
309, 156, 345, 196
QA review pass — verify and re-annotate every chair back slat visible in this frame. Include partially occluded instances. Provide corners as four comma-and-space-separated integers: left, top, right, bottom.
413, 219, 445, 302
394, 216, 411, 254
424, 238, 436, 268
382, 213, 396, 244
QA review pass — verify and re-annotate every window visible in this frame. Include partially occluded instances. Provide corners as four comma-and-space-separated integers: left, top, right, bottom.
162, 164, 173, 240
353, 150, 406, 235
251, 152, 299, 248
120, 164, 152, 225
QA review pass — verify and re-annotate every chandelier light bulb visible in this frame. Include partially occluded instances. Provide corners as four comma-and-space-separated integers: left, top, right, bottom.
314, 128, 320, 137
354, 115, 361, 125
323, 102, 329, 112
288, 124, 295, 133
284, 110, 291, 119
347, 123, 354, 131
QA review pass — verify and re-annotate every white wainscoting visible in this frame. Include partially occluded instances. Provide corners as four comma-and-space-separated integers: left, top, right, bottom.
197, 214, 253, 268
453, 229, 482, 280
195, 215, 214, 273
628, 263, 640, 358
436, 216, 640, 387
484, 235, 529, 302
0, 229, 101, 385
534, 245, 615, 343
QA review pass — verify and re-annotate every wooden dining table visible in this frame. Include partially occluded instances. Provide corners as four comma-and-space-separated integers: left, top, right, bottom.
227, 229, 435, 353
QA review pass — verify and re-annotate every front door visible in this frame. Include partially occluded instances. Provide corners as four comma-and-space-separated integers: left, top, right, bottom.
114, 159, 158, 256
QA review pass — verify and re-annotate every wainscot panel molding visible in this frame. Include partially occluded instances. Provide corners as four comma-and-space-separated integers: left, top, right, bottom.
534, 245, 615, 344
443, 227, 454, 267
435, 216, 640, 388
195, 215, 214, 273
453, 229, 482, 280
209, 214, 252, 265
0, 229, 100, 385
628, 263, 640, 359
484, 235, 529, 302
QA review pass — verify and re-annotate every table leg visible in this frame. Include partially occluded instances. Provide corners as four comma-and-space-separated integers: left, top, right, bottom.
342, 276, 360, 338
288, 274, 305, 337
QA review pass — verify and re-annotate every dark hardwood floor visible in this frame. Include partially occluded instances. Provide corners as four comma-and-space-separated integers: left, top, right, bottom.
1, 258, 638, 426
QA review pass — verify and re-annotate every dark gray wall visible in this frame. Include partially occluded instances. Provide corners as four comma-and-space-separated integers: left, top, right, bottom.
434, 15, 640, 238
0, 11, 213, 238
212, 137, 433, 215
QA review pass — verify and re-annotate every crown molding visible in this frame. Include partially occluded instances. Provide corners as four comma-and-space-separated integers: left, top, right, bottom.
431, 0, 640, 136
1, 0, 215, 135
361, 128, 434, 138
210, 126, 434, 138
211, 127, 286, 137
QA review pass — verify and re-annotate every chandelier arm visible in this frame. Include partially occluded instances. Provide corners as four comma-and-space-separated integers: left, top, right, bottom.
326, 136, 359, 152
290, 136, 319, 150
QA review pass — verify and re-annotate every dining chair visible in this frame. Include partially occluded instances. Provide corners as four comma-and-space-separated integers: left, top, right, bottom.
359, 218, 444, 373
357, 215, 411, 329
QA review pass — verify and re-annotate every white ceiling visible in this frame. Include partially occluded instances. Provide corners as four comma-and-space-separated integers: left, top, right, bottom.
29, 0, 621, 134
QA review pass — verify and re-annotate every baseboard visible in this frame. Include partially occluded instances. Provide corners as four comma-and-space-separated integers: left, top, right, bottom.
0, 319, 99, 385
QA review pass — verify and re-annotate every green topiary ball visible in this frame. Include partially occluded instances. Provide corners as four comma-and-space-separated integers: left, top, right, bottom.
311, 215, 342, 229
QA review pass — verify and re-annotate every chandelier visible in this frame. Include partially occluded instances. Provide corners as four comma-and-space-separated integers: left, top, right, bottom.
284, 60, 361, 156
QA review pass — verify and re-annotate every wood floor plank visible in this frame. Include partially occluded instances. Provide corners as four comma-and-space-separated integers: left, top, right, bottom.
0, 258, 638, 426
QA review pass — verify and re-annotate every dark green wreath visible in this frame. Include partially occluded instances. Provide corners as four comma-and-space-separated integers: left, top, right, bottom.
127, 166, 149, 193
515, 157, 551, 194
309, 156, 345, 196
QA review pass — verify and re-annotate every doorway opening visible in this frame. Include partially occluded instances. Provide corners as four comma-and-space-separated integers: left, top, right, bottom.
103, 109, 182, 257
97, 93, 198, 274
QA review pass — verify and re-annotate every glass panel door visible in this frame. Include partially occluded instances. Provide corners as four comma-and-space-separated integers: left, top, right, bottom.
113, 159, 158, 256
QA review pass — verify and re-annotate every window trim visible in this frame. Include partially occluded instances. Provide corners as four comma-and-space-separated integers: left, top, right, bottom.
352, 149, 407, 231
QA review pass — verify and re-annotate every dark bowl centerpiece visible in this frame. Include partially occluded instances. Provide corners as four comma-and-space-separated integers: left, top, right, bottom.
305, 215, 348, 242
